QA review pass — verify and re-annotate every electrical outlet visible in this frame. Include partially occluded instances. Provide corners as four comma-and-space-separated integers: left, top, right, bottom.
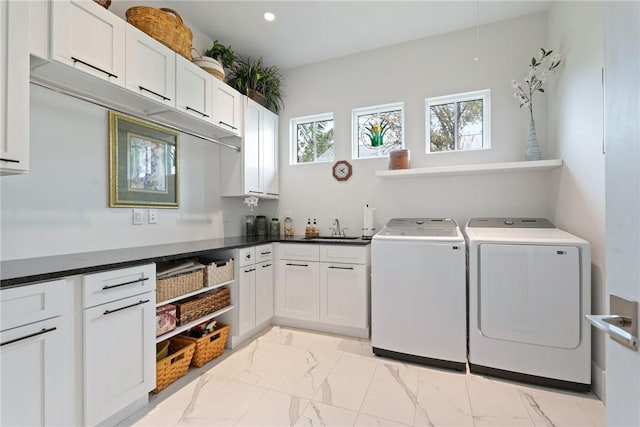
132, 209, 143, 225
148, 209, 158, 224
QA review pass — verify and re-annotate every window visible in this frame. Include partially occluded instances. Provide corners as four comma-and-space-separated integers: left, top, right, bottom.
352, 102, 404, 159
426, 89, 490, 153
290, 113, 335, 164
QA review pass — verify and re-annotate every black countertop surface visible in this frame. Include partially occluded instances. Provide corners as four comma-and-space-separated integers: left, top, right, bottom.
0, 236, 371, 288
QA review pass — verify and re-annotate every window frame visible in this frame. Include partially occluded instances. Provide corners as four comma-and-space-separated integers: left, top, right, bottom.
425, 89, 491, 154
351, 102, 405, 160
289, 112, 335, 165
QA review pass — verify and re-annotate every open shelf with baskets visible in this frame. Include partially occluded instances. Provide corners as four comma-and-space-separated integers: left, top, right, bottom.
156, 280, 233, 306
155, 304, 234, 343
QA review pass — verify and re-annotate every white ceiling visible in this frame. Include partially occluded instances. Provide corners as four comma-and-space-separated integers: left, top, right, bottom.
111, 1, 553, 70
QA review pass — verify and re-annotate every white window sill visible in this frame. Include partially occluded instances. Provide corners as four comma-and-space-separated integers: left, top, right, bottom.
375, 159, 563, 179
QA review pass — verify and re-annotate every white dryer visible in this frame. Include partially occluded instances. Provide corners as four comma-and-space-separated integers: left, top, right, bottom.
465, 218, 591, 391
371, 218, 466, 370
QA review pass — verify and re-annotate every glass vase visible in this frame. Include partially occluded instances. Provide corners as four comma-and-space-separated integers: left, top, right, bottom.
525, 119, 542, 161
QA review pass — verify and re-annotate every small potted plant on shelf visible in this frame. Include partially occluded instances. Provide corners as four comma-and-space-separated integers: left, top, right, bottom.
227, 56, 283, 114
192, 40, 235, 81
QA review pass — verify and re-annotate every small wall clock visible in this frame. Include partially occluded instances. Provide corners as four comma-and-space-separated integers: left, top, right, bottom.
332, 160, 352, 182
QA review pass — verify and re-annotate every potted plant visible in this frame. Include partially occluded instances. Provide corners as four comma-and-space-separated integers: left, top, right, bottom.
227, 56, 283, 114
192, 40, 235, 81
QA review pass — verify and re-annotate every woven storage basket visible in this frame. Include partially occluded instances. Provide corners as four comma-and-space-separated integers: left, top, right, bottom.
174, 323, 230, 367
204, 259, 234, 286
126, 7, 193, 60
174, 287, 231, 325
156, 268, 204, 303
191, 51, 225, 81
153, 338, 195, 393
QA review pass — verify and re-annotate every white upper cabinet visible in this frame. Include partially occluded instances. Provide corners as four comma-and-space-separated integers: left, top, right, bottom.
175, 59, 213, 122
211, 78, 243, 137
125, 25, 176, 108
220, 97, 279, 198
1, 0, 30, 175
51, 0, 125, 87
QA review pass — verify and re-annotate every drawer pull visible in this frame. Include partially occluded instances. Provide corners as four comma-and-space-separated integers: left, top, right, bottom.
71, 56, 117, 78
286, 263, 309, 267
0, 158, 20, 163
103, 299, 150, 316
186, 106, 209, 118
139, 85, 171, 101
218, 120, 238, 130
102, 276, 150, 290
328, 266, 354, 270
261, 251, 272, 255
262, 263, 272, 268
1, 327, 57, 347
244, 268, 256, 273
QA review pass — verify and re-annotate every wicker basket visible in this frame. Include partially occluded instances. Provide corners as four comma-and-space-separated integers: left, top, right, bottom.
174, 323, 230, 367
153, 338, 195, 393
204, 259, 234, 286
126, 7, 193, 60
191, 51, 225, 81
156, 268, 204, 303
174, 287, 231, 325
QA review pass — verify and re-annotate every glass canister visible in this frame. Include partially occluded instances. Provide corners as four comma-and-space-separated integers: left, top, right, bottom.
255, 215, 267, 237
284, 217, 293, 237
245, 215, 255, 237
270, 218, 280, 237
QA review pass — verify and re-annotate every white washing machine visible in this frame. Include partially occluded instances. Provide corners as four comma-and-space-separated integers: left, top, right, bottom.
465, 218, 591, 390
371, 218, 466, 370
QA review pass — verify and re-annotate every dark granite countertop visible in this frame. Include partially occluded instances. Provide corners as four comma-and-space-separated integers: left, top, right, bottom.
0, 235, 371, 288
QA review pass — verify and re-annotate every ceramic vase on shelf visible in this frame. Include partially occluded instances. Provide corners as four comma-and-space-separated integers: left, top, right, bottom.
525, 119, 542, 161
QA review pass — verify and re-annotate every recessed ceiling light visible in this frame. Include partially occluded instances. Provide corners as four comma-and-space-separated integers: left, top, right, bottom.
263, 12, 275, 22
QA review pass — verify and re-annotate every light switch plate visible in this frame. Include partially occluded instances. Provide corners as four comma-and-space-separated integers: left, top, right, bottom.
132, 209, 143, 225
148, 209, 158, 224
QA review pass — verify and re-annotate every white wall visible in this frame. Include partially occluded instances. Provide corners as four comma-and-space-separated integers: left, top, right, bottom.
547, 1, 606, 400
278, 13, 556, 235
0, 85, 276, 260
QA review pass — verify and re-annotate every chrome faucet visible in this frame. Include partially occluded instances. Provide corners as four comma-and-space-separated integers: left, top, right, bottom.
332, 218, 344, 237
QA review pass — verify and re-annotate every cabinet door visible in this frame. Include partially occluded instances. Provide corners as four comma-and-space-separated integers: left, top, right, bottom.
262, 107, 279, 197
276, 260, 319, 321
238, 265, 256, 336
1, 317, 66, 427
320, 263, 368, 328
255, 261, 274, 325
244, 98, 262, 194
125, 25, 175, 107
84, 294, 155, 426
212, 79, 242, 136
175, 58, 213, 122
51, 0, 125, 86
1, 0, 29, 175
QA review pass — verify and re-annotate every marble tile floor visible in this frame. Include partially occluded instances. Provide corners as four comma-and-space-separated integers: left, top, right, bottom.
121, 326, 605, 427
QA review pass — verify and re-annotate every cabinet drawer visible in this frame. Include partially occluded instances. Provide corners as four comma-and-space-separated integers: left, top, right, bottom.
255, 244, 274, 263
320, 245, 369, 264
83, 264, 155, 308
279, 244, 320, 261
1, 279, 66, 331
238, 247, 256, 267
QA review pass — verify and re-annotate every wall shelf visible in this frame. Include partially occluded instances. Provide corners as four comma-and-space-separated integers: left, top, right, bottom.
375, 159, 563, 179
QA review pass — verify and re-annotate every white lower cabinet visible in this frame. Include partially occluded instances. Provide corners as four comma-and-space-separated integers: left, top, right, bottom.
0, 279, 68, 426
221, 244, 274, 347
82, 264, 156, 426
276, 243, 370, 336
277, 260, 320, 321
319, 263, 368, 328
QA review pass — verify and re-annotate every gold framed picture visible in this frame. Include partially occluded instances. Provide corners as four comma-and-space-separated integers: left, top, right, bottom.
109, 111, 179, 208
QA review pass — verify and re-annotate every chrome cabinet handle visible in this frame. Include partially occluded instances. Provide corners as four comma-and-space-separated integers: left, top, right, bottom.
103, 299, 150, 316
102, 277, 149, 290
1, 327, 57, 347
586, 314, 638, 349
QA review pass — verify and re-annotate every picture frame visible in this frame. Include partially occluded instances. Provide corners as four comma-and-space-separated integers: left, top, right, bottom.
109, 111, 179, 208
